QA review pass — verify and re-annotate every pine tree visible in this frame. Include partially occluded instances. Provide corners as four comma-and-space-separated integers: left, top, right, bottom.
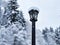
42, 27, 56, 45
42, 28, 48, 42
7, 0, 19, 23
0, 6, 5, 25
50, 27, 54, 33
55, 27, 60, 45
0, 7, 2, 24
0, 0, 8, 26
6, 0, 27, 45
0, 0, 27, 45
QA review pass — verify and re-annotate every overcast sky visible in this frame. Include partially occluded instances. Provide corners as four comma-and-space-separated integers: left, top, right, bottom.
1, 0, 60, 30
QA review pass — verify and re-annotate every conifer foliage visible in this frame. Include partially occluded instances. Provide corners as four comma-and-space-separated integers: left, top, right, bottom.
0, 0, 27, 45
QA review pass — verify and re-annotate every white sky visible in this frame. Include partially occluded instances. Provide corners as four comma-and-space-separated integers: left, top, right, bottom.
2, 0, 60, 30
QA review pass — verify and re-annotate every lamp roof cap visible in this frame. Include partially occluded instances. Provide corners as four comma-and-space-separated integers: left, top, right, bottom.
29, 7, 39, 12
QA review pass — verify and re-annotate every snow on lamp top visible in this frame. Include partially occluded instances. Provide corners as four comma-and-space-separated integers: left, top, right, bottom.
28, 7, 39, 12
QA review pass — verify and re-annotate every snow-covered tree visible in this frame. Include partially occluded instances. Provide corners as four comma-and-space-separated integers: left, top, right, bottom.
49, 27, 54, 33
42, 28, 49, 42
42, 27, 56, 45
55, 27, 60, 45
0, 26, 14, 45
36, 30, 48, 45
0, 0, 8, 25
0, 7, 2, 24
0, 0, 27, 45
6, 0, 27, 45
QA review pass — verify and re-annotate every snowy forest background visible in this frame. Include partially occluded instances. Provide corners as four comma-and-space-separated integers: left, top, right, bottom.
0, 0, 60, 45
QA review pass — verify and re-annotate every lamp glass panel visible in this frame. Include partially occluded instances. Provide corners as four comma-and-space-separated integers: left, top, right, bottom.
30, 14, 33, 19
34, 14, 38, 20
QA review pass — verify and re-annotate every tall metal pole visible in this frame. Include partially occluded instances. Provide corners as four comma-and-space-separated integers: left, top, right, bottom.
28, 7, 39, 45
32, 20, 36, 45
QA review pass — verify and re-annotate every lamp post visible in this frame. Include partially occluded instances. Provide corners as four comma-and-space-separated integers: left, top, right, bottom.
28, 7, 39, 45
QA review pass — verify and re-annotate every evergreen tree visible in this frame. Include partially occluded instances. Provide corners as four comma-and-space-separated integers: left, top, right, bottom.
0, 0, 8, 26
0, 7, 2, 24
0, 6, 5, 25
42, 28, 48, 42
7, 0, 27, 45
42, 27, 56, 45
50, 27, 54, 33
7, 0, 19, 23
0, 0, 27, 45
55, 27, 60, 45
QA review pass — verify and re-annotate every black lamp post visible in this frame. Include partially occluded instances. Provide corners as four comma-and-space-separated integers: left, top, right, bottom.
28, 7, 39, 45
